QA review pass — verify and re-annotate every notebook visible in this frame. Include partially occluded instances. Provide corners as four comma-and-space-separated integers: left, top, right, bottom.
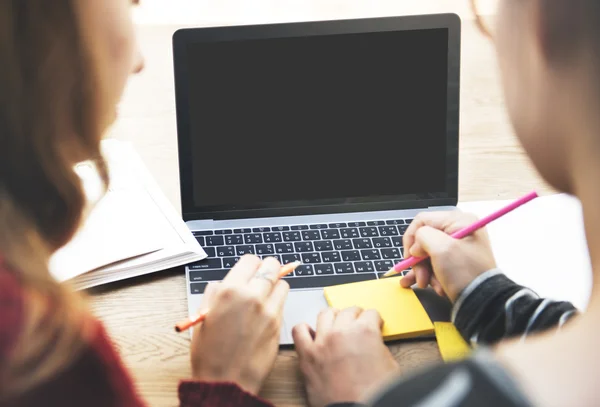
434, 322, 471, 362
323, 276, 434, 341
49, 140, 207, 290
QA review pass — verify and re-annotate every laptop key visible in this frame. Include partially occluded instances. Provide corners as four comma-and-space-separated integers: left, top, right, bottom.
301, 253, 321, 264
379, 226, 398, 236
195, 236, 205, 246
203, 247, 216, 257
314, 240, 333, 251
283, 273, 375, 289
347, 222, 366, 227
373, 237, 392, 248
193, 230, 213, 236
341, 250, 360, 262
282, 254, 301, 264
205, 236, 224, 246
406, 219, 414, 224
361, 249, 381, 260
223, 257, 240, 268
216, 246, 235, 257
333, 239, 352, 250
214, 229, 232, 235
264, 232, 282, 243
340, 228, 359, 238
352, 238, 372, 249
189, 258, 222, 270
295, 265, 315, 276
386, 220, 405, 225
226, 235, 243, 245
244, 234, 263, 244
367, 221, 385, 226
375, 260, 395, 272
328, 222, 347, 228
321, 251, 341, 263
355, 261, 375, 273
381, 248, 402, 259
294, 242, 314, 252
398, 225, 409, 235
392, 236, 403, 247
273, 226, 290, 231
275, 243, 294, 254
334, 262, 355, 274
302, 231, 321, 241
234, 228, 251, 233
189, 269, 228, 282
236, 245, 255, 255
321, 229, 340, 239
291, 225, 309, 230
359, 227, 379, 237
255, 244, 275, 255
253, 227, 270, 232
309, 224, 328, 230
315, 264, 334, 275
283, 231, 302, 241
190, 282, 208, 294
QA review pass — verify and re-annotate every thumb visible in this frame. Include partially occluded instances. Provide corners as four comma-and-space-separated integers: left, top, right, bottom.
411, 226, 454, 257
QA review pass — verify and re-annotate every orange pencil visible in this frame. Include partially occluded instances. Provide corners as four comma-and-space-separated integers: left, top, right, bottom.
174, 261, 302, 332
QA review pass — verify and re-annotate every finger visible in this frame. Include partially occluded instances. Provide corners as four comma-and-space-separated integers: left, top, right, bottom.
198, 281, 219, 310
264, 279, 290, 319
414, 263, 431, 289
430, 274, 446, 297
400, 270, 416, 288
316, 307, 338, 337
414, 226, 455, 258
334, 306, 363, 328
403, 211, 474, 253
358, 309, 384, 331
222, 254, 262, 285
247, 257, 282, 298
292, 323, 315, 355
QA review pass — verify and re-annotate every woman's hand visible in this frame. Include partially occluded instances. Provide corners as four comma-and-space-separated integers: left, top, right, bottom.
292, 307, 398, 407
190, 255, 289, 395
400, 211, 497, 302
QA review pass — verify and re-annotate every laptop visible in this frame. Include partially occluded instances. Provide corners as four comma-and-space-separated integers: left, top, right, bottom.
172, 14, 461, 345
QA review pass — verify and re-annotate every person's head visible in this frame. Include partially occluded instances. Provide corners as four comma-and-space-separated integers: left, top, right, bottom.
471, 0, 600, 194
0, 0, 142, 398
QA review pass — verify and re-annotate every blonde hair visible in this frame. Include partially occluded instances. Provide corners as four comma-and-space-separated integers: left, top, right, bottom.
0, 0, 109, 399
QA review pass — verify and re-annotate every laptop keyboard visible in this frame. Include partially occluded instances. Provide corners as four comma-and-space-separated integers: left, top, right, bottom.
188, 219, 413, 294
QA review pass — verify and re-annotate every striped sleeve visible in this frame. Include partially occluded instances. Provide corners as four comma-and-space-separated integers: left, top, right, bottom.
451, 269, 578, 345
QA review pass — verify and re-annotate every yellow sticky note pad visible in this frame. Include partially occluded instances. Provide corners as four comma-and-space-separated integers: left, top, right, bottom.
323, 276, 434, 341
434, 322, 471, 362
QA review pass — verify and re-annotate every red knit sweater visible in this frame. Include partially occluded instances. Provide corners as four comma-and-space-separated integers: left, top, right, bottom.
0, 258, 272, 407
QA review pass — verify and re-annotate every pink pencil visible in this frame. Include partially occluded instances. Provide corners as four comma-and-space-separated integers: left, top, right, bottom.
383, 191, 539, 277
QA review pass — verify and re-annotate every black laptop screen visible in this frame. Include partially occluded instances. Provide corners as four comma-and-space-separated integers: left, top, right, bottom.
184, 27, 450, 211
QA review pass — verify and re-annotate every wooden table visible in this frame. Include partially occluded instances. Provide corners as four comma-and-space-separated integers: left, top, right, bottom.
90, 5, 555, 406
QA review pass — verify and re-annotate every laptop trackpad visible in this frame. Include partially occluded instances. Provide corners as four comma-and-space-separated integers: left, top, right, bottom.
281, 289, 329, 344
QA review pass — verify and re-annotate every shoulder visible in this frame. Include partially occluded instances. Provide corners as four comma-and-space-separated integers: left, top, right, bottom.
0, 257, 25, 361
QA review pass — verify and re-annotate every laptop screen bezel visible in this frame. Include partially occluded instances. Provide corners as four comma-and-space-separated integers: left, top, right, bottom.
173, 14, 461, 221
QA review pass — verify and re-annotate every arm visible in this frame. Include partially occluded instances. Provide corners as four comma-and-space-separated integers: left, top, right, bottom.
452, 269, 578, 345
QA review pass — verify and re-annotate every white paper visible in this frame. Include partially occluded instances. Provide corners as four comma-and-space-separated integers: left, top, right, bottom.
458, 193, 592, 310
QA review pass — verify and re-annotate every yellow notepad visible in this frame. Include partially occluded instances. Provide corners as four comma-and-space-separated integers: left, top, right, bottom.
434, 322, 471, 362
323, 276, 434, 341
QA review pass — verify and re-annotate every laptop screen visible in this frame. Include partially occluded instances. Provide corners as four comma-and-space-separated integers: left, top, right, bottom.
178, 19, 458, 217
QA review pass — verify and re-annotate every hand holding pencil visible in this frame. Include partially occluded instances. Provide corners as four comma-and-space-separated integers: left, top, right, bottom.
184, 255, 297, 396
392, 191, 537, 301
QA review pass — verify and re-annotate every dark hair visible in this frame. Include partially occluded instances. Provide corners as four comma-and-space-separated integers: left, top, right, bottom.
541, 1, 600, 64
0, 0, 108, 399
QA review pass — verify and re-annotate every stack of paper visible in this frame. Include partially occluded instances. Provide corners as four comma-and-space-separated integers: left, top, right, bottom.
49, 139, 206, 290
